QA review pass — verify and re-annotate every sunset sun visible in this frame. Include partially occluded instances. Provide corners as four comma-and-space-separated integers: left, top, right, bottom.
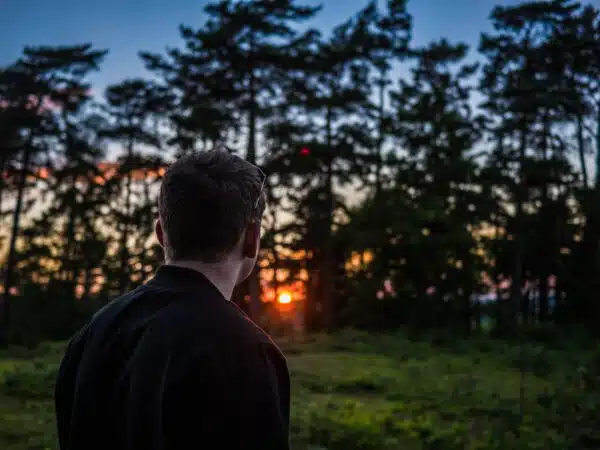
277, 291, 292, 304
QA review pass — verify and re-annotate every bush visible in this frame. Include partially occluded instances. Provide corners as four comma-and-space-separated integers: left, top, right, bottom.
2, 333, 600, 449
6, 282, 100, 347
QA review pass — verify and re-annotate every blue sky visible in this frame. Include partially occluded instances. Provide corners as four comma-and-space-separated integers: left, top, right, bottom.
0, 0, 521, 93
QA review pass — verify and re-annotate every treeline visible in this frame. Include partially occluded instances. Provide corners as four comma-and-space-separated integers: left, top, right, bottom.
1, 0, 599, 345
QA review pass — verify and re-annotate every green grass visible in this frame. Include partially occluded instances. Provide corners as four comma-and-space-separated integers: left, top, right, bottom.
1, 331, 599, 449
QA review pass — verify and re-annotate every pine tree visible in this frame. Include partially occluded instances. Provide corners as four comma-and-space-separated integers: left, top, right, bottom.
387, 39, 484, 333
356, 0, 412, 197
0, 44, 107, 344
557, 4, 600, 328
102, 79, 168, 295
478, 0, 579, 331
142, 0, 320, 321
263, 8, 382, 329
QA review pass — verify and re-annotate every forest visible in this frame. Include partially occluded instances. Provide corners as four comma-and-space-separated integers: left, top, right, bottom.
2, 0, 600, 343
2, 0, 600, 448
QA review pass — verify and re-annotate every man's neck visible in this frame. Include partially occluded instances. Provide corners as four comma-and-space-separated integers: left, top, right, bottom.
166, 259, 240, 300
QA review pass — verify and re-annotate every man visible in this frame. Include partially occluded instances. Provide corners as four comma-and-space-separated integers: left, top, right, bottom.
55, 150, 290, 450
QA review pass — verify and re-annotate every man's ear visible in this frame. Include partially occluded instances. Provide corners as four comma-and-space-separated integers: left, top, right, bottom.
155, 219, 165, 248
242, 221, 260, 259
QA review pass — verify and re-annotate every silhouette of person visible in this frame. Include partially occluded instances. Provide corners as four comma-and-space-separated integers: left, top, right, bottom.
55, 150, 290, 450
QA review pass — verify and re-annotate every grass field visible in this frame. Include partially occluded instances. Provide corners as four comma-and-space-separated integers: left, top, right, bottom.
1, 330, 598, 449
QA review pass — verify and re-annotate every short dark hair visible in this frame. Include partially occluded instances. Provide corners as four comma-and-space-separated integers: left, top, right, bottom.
158, 150, 266, 262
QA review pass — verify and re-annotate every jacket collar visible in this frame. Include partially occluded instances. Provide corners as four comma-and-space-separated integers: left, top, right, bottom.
146, 264, 225, 300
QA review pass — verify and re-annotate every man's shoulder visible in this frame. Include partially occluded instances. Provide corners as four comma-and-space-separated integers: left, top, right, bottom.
187, 298, 283, 358
131, 283, 278, 347
162, 294, 286, 369
179, 312, 288, 382
76, 283, 284, 364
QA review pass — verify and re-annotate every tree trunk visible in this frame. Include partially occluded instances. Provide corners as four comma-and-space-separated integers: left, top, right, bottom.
118, 138, 134, 294
320, 104, 335, 330
139, 168, 152, 282
375, 73, 386, 198
590, 105, 600, 328
305, 268, 319, 331
572, 108, 600, 329
509, 127, 527, 332
272, 249, 280, 332
574, 113, 593, 326
521, 284, 531, 326
0, 146, 31, 345
245, 59, 262, 323
0, 153, 5, 220
577, 115, 588, 189
538, 117, 550, 323
463, 287, 473, 336
82, 223, 94, 302
63, 175, 78, 287
62, 115, 78, 289
595, 105, 600, 189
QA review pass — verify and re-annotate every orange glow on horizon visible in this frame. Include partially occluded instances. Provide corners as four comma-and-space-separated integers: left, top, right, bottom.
345, 250, 374, 273
15, 162, 168, 184
262, 280, 305, 305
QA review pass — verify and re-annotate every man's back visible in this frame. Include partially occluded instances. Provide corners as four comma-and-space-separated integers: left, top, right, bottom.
55, 265, 290, 450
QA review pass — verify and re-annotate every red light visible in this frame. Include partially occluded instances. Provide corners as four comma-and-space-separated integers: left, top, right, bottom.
300, 147, 310, 156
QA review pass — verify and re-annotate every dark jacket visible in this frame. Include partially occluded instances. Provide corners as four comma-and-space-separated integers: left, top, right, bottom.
55, 265, 290, 450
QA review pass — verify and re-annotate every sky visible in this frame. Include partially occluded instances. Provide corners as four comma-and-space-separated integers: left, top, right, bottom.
0, 0, 524, 94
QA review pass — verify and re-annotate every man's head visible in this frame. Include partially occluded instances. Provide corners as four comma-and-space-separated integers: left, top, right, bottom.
156, 150, 266, 285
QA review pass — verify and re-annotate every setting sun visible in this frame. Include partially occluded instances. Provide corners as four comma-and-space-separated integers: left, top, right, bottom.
277, 291, 292, 304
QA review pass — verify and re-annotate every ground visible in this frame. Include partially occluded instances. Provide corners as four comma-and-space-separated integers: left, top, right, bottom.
0, 330, 598, 449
